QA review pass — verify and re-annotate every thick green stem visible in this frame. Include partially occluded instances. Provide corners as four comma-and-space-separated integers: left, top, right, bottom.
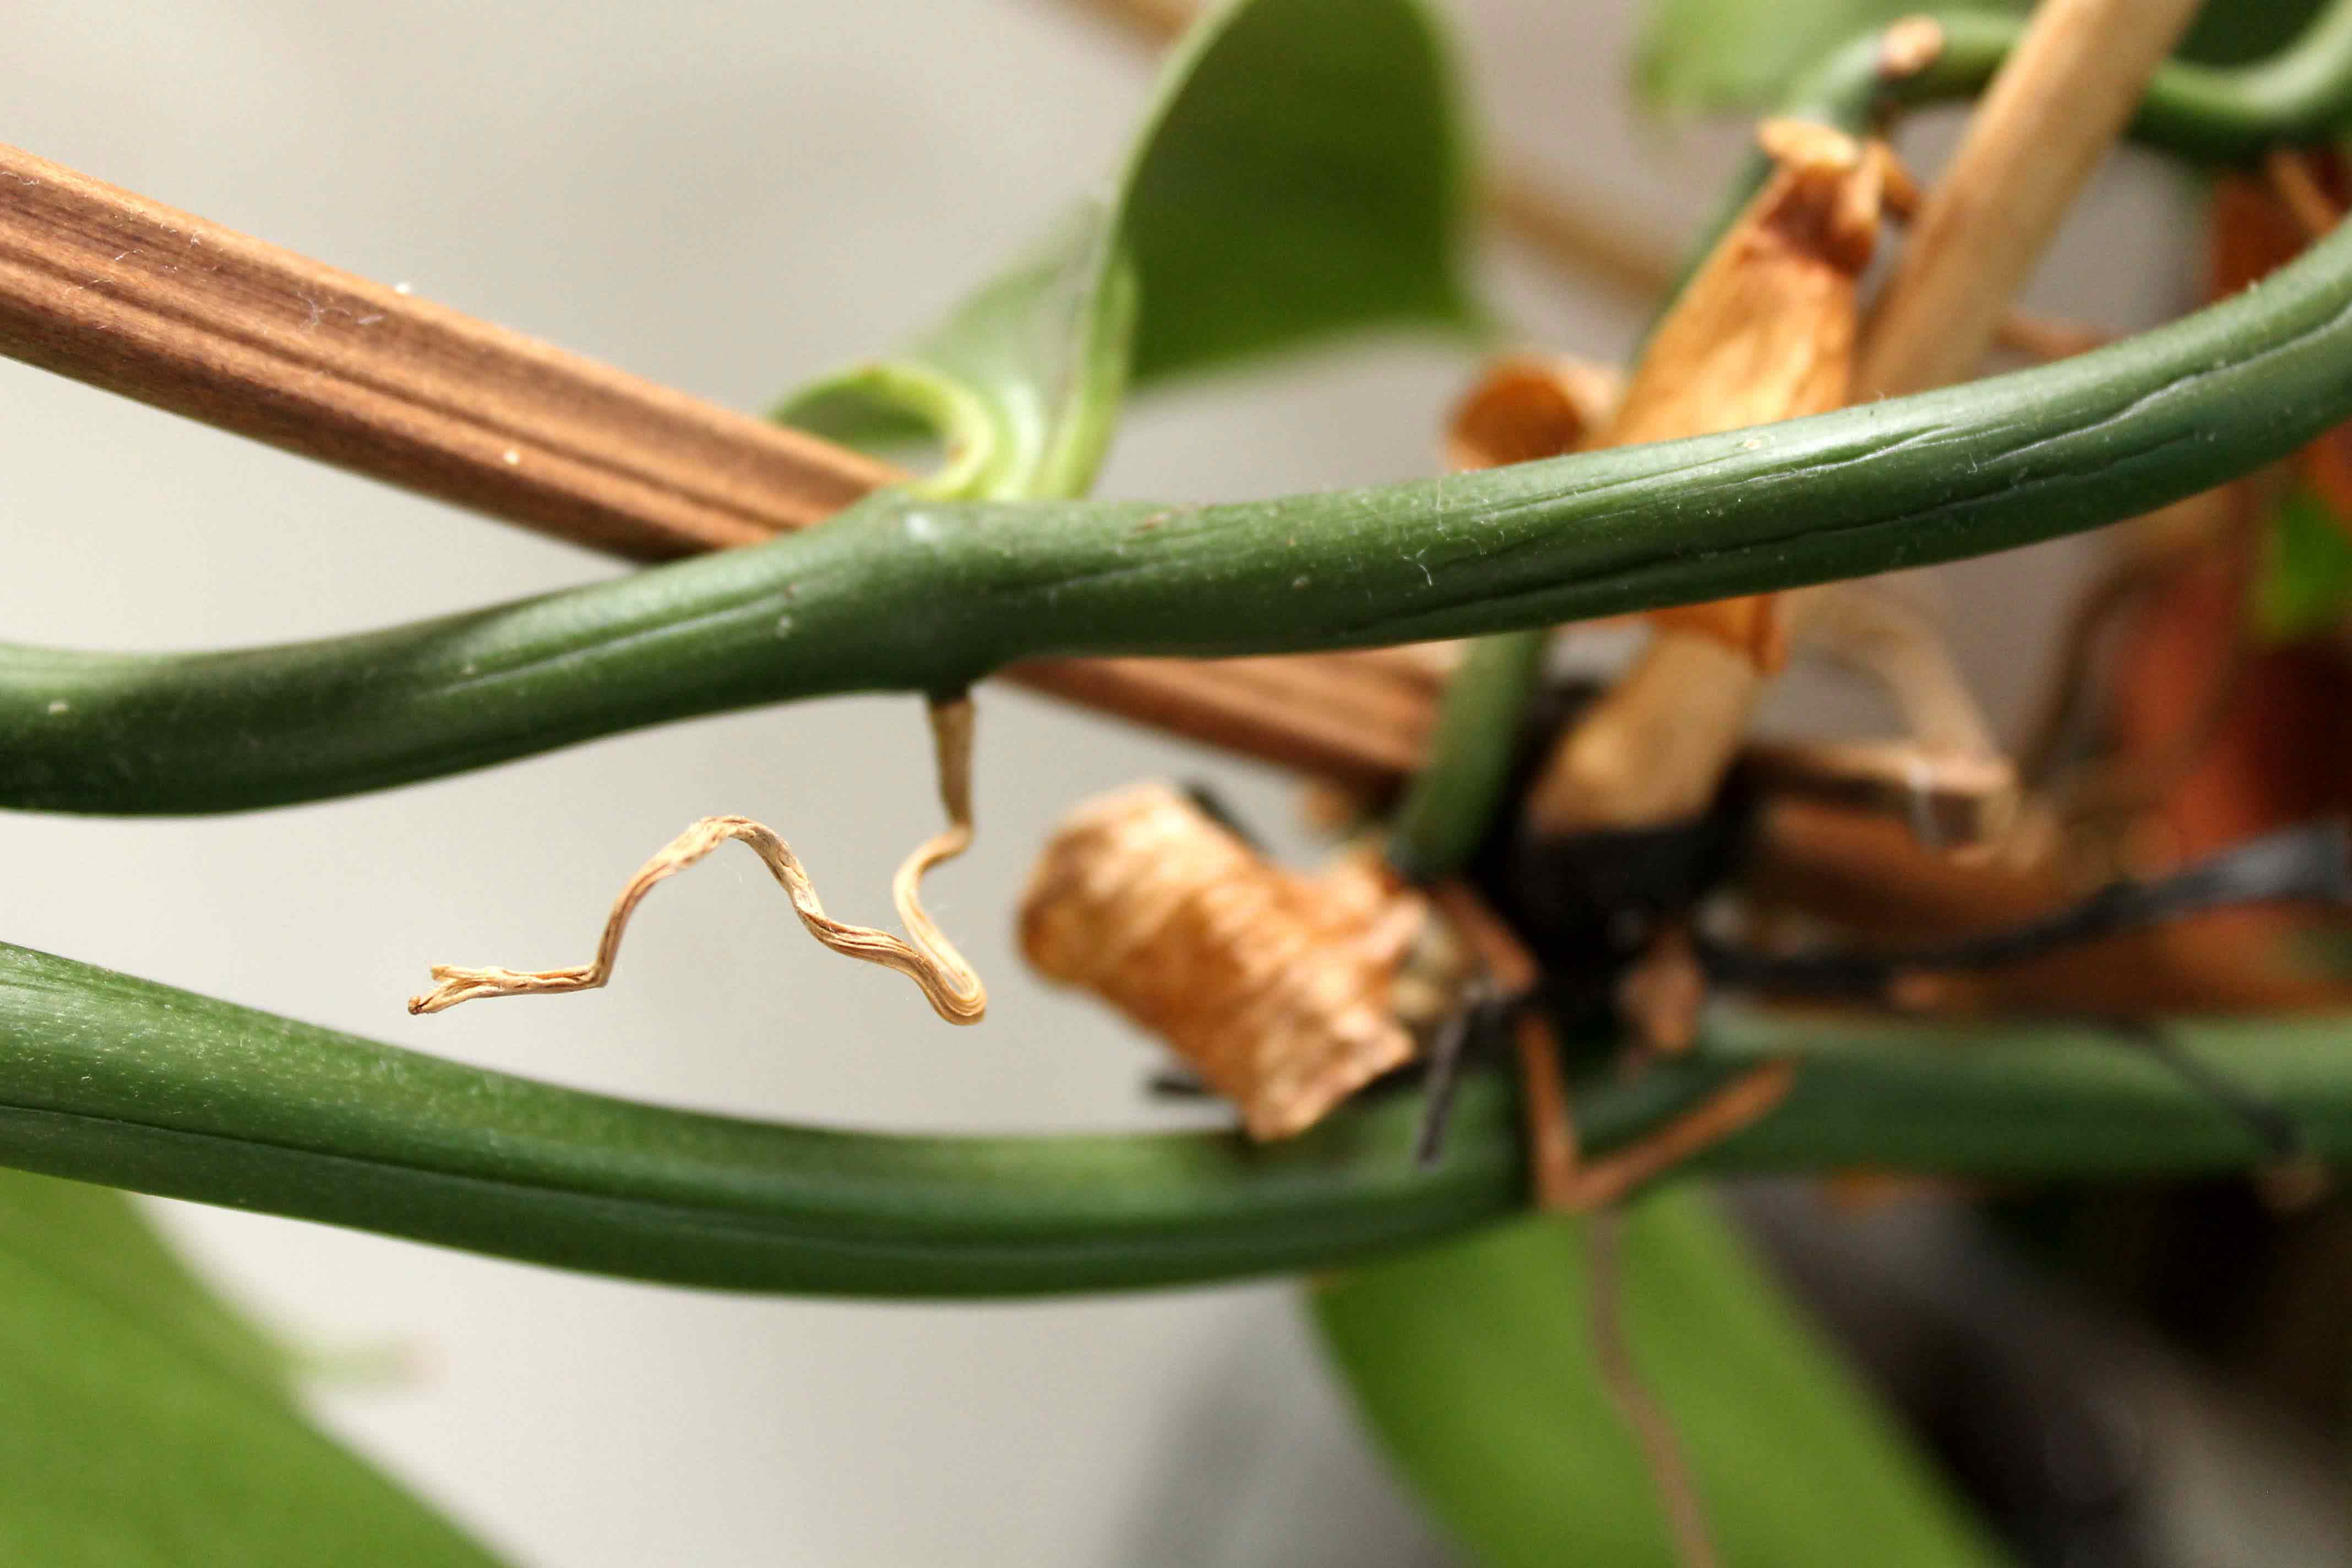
14, 192, 2352, 812
0, 941, 2341, 1296
1384, 629, 1546, 879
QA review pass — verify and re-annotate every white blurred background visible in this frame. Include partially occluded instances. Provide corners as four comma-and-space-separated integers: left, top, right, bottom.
0, 2, 2196, 1562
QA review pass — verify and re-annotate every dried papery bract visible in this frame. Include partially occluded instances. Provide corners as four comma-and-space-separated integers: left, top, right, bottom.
1445, 355, 1619, 471
410, 696, 986, 1024
1528, 119, 1916, 834
1018, 783, 1446, 1139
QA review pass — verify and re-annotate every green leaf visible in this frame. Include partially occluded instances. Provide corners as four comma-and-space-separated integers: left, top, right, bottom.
1636, 0, 2025, 116
0, 1167, 503, 1565
778, 0, 1477, 499
2253, 486, 2352, 641
1311, 1192, 2006, 1566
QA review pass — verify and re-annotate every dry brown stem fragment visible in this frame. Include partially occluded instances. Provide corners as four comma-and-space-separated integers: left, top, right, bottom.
1019, 783, 1440, 1139
2266, 148, 2345, 242
1878, 14, 1947, 80
1990, 308, 2110, 363
1562, 1063, 1798, 1211
1616, 924, 1706, 1055
1427, 883, 1583, 1208
1586, 1210, 1724, 1568
411, 697, 987, 1024
1445, 355, 1621, 471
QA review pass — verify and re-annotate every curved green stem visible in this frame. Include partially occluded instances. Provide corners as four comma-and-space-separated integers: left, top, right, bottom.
1388, 0, 2352, 880
1, 940, 2343, 1296
13, 5, 2352, 820
14, 199, 2352, 814
1385, 629, 1546, 879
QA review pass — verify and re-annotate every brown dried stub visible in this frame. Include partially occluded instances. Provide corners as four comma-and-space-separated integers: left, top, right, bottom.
1018, 782, 1466, 1140
1446, 355, 1620, 472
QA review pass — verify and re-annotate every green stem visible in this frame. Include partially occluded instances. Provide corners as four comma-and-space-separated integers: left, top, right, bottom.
1387, 0, 2352, 879
1, 940, 2342, 1297
14, 195, 2352, 812
1385, 629, 1546, 879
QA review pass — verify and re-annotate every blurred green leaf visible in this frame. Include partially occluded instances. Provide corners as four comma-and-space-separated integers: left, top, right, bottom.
2253, 486, 2352, 641
1311, 1189, 2006, 1566
1635, 0, 2025, 115
0, 1168, 503, 1566
778, 0, 1477, 499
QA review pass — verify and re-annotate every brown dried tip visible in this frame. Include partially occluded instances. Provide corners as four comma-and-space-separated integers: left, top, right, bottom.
1018, 783, 1434, 1140
1445, 355, 1620, 471
410, 696, 986, 1024
1877, 15, 1946, 81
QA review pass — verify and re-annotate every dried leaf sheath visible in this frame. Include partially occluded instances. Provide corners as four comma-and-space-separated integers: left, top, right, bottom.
1526, 121, 1915, 834
1609, 118, 1914, 667
1019, 785, 1434, 1139
410, 697, 986, 1024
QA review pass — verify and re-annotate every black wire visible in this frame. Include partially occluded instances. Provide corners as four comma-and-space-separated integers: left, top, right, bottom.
2088, 1015, 2305, 1162
1415, 986, 1509, 1167
1179, 780, 1268, 853
1700, 820, 2352, 996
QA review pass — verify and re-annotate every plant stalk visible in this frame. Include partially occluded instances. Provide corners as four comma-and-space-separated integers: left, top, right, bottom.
1, 937, 2344, 1296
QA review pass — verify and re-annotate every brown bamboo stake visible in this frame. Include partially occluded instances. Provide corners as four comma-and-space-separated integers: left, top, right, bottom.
1856, 0, 2206, 398
0, 142, 892, 559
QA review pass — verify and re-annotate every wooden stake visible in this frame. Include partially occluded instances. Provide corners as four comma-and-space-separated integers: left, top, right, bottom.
0, 142, 891, 559
1858, 0, 2206, 398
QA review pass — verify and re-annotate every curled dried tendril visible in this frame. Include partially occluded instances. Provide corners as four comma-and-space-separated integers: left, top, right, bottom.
409, 695, 986, 1025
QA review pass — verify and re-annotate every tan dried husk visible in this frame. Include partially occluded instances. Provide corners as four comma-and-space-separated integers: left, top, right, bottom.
1611, 117, 1916, 669
1017, 783, 1450, 1140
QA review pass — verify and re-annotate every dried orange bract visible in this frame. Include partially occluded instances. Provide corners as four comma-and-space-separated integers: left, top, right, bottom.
1613, 117, 1917, 672
1018, 783, 1441, 1140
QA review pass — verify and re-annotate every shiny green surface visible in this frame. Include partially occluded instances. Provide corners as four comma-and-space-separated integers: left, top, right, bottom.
14, 192, 2352, 813
2, 941, 2343, 1295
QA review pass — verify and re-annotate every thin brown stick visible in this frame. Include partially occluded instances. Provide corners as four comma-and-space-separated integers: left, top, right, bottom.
1858, 0, 2206, 398
1430, 883, 1583, 1209
1586, 1210, 1723, 1568
1011, 652, 1439, 788
1560, 1063, 1796, 1211
1990, 307, 2110, 362
2265, 146, 2344, 241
